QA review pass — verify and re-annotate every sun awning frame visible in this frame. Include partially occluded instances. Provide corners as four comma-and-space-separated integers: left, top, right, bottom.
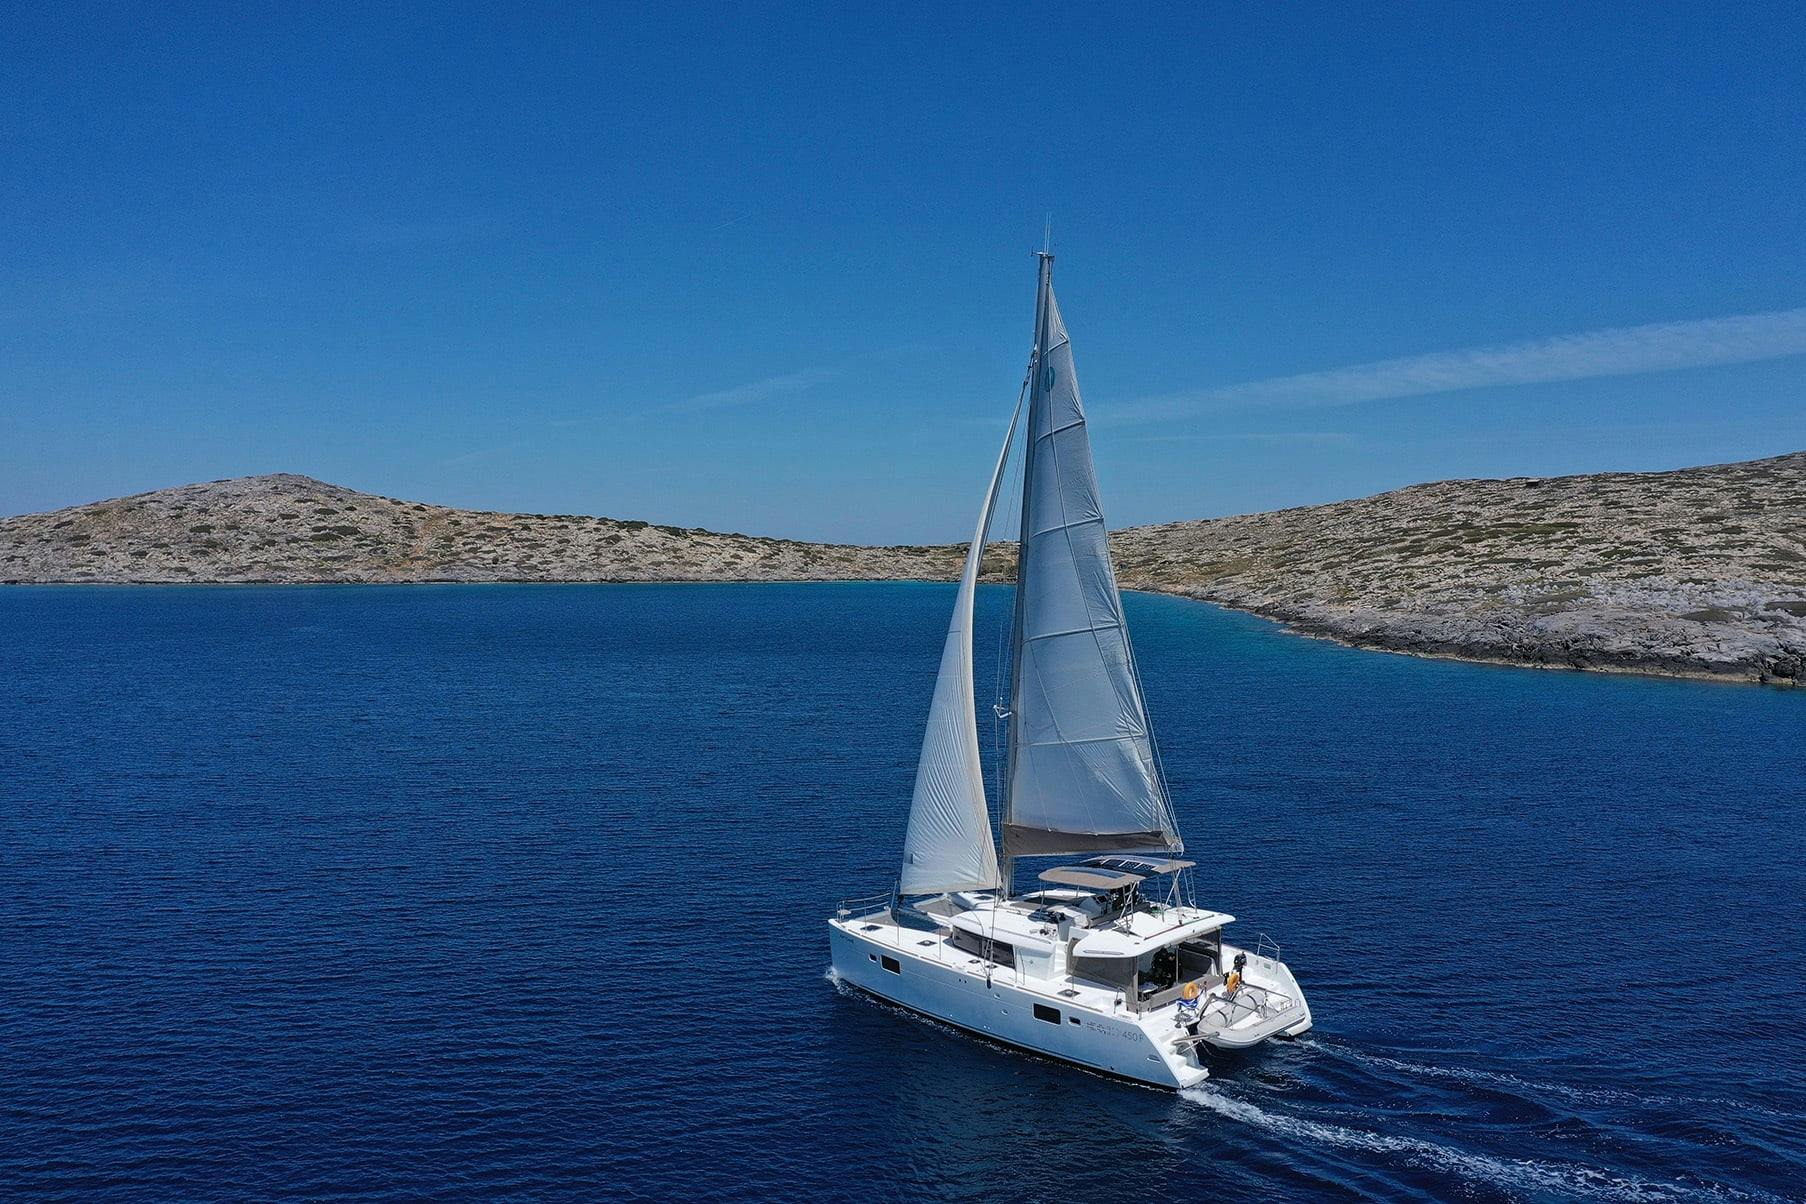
1037, 865, 1146, 891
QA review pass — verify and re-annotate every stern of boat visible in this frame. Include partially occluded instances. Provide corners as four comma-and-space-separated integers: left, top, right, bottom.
1188, 935, 1312, 1050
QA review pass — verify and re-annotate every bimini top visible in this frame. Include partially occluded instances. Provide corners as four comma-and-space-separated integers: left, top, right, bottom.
1038, 865, 1145, 891
1081, 854, 1196, 877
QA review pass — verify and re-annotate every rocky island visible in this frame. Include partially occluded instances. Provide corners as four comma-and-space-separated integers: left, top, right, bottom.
1109, 451, 1805, 686
4, 453, 1803, 685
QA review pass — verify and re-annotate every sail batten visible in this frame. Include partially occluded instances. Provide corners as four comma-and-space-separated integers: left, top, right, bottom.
896, 386, 1025, 896
1001, 257, 1182, 864
1022, 623, 1122, 645
1036, 418, 1086, 441
1027, 515, 1106, 538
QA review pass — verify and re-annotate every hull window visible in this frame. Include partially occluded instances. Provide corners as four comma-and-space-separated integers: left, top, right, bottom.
881, 956, 901, 974
1033, 1004, 1061, 1025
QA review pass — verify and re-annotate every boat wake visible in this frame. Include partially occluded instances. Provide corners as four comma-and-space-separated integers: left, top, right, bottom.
1306, 1038, 1804, 1123
828, 965, 1799, 1200
1180, 1085, 1787, 1204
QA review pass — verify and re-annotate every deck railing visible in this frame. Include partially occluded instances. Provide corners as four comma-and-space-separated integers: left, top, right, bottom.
834, 889, 893, 919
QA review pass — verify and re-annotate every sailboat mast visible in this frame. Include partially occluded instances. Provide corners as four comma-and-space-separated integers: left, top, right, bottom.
1000, 249, 1054, 900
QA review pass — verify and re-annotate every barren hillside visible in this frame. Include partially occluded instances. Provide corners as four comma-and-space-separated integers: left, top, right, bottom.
0, 474, 961, 584
1111, 451, 1806, 683
5, 453, 1803, 683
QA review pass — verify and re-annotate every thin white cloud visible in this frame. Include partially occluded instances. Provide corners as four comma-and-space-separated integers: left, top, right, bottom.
1117, 306, 1806, 422
667, 367, 837, 412
1120, 430, 1353, 446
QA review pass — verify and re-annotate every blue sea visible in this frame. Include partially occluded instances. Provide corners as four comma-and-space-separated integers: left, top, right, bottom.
1, 583, 1801, 1202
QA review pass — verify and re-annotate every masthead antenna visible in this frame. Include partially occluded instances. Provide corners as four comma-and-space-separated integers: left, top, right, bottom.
1042, 214, 1052, 256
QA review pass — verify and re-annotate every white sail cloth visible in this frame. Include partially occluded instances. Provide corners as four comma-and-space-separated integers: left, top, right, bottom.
1003, 272, 1181, 857
897, 394, 1024, 895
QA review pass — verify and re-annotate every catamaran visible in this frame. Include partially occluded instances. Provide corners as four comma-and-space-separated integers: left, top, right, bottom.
828, 249, 1311, 1089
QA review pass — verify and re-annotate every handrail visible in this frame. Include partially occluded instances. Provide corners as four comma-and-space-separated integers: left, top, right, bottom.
835, 889, 894, 918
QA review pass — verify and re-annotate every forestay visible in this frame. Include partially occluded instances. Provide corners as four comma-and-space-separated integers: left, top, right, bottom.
1003, 256, 1182, 858
897, 390, 1025, 895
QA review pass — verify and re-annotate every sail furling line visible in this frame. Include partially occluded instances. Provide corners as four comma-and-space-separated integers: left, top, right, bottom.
896, 381, 1027, 896
1001, 254, 1182, 859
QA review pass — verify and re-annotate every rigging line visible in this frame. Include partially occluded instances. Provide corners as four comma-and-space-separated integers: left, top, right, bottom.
1002, 265, 1052, 869
1110, 517, 1182, 840
991, 359, 1033, 824
1122, 625, 1182, 844
1005, 265, 1053, 835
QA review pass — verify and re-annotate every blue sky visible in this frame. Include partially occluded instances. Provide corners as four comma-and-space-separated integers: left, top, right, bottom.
3, 3, 1803, 542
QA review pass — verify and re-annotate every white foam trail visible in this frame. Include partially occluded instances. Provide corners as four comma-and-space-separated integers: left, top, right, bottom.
1310, 1040, 1805, 1122
1180, 1088, 1783, 1204
1315, 1041, 1645, 1107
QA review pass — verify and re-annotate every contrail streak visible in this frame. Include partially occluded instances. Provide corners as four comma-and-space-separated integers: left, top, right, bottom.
1117, 306, 1806, 421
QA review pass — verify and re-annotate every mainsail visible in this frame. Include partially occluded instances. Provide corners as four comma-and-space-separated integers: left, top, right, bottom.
1002, 254, 1182, 858
897, 390, 1025, 895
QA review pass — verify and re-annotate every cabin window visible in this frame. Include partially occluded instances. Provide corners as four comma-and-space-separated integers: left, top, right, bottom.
881, 956, 900, 974
1068, 1016, 1081, 1025
1033, 1004, 1061, 1025
948, 928, 1016, 969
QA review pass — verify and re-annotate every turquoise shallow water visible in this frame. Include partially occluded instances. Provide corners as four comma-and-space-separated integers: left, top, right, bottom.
1, 583, 1802, 1201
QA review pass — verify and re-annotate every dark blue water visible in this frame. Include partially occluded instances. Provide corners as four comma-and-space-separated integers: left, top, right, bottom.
2, 584, 1801, 1202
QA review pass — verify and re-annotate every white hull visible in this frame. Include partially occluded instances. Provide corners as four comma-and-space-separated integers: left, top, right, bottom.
830, 912, 1311, 1089
829, 919, 1205, 1088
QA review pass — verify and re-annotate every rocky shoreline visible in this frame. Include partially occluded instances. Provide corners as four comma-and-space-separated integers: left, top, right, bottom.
1107, 451, 1806, 686
1157, 588, 1802, 686
5, 454, 1803, 686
